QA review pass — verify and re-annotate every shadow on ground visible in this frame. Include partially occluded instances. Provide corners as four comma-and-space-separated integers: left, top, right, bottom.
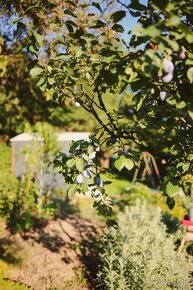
21, 214, 103, 288
0, 198, 104, 289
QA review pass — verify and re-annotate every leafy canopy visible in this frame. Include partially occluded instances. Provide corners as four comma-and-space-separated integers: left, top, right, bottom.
12, 0, 193, 214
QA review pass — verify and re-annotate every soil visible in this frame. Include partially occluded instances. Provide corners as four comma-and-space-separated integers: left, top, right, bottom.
0, 215, 104, 289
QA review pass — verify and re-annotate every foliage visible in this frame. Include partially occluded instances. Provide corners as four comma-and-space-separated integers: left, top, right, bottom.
0, 42, 97, 138
0, 0, 120, 138
0, 143, 11, 169
161, 210, 185, 240
0, 144, 19, 217
48, 137, 118, 215
0, 124, 64, 233
122, 183, 186, 220
0, 172, 19, 217
14, 0, 192, 213
97, 201, 192, 290
0, 279, 29, 290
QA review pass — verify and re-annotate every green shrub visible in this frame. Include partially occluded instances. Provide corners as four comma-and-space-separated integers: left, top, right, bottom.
0, 144, 11, 170
97, 201, 192, 290
0, 172, 19, 216
0, 278, 29, 289
118, 182, 186, 220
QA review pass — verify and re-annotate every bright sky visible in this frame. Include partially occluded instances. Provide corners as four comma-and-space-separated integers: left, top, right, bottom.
120, 0, 148, 42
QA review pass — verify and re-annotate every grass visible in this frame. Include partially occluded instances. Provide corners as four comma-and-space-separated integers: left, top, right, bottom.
103, 174, 132, 199
0, 278, 30, 290
75, 197, 105, 222
0, 143, 11, 172
0, 235, 29, 290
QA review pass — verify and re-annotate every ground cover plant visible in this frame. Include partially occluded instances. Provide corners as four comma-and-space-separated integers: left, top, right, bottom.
97, 201, 192, 289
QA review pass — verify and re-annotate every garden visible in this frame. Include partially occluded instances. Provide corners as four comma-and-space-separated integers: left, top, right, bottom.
0, 0, 193, 289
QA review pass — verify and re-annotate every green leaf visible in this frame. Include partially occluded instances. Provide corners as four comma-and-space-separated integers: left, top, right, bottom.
66, 23, 73, 32
68, 184, 78, 198
88, 145, 94, 154
152, 0, 169, 10
65, 0, 77, 7
167, 196, 175, 210
114, 155, 125, 171
64, 9, 76, 18
186, 59, 193, 65
166, 182, 180, 198
30, 67, 43, 77
143, 25, 160, 37
65, 20, 77, 27
50, 23, 60, 28
129, 0, 147, 11
46, 3, 57, 10
182, 163, 190, 172
74, 47, 83, 57
187, 67, 193, 83
29, 46, 39, 54
11, 18, 22, 27
76, 158, 85, 171
183, 194, 191, 209
186, 33, 193, 44
90, 20, 106, 28
92, 2, 102, 12
81, 183, 89, 192
114, 155, 134, 171
131, 24, 143, 35
188, 154, 193, 161
166, 39, 179, 51
176, 162, 184, 169
66, 158, 76, 168
33, 31, 44, 47
27, 59, 39, 71
25, 5, 42, 12
110, 10, 126, 23
37, 77, 45, 87
92, 138, 100, 146
112, 24, 124, 33
124, 157, 134, 171
48, 77, 55, 85
93, 200, 101, 208
85, 178, 94, 185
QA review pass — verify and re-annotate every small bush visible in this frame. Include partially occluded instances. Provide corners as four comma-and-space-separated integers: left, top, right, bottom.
97, 201, 192, 290
0, 278, 29, 290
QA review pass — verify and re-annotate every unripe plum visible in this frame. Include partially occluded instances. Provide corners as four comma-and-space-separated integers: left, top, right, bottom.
95, 146, 100, 152
89, 151, 96, 159
111, 137, 119, 144
179, 50, 186, 60
83, 169, 91, 178
159, 88, 169, 101
94, 189, 101, 198
162, 59, 174, 73
96, 176, 104, 188
76, 174, 84, 184
162, 72, 173, 83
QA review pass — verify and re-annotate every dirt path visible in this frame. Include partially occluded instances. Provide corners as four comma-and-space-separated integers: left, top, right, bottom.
0, 215, 104, 289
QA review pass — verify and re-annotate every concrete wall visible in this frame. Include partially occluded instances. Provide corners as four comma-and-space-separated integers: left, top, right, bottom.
10, 133, 89, 190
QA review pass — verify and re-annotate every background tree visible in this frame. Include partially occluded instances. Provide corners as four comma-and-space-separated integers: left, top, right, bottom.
1, 0, 117, 138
